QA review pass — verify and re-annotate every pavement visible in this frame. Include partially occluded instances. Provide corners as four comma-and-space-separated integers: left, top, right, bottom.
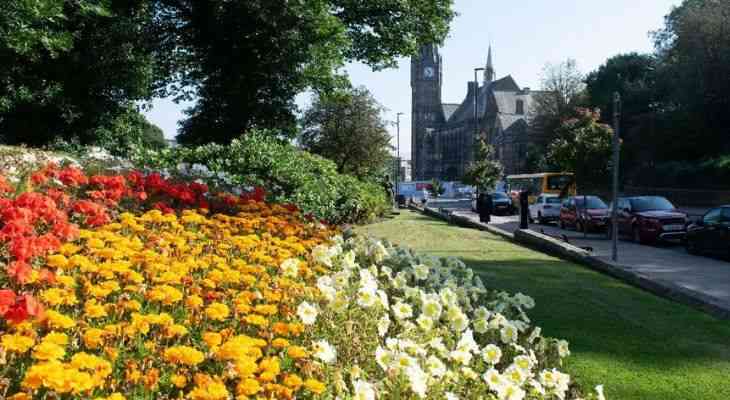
426, 198, 730, 315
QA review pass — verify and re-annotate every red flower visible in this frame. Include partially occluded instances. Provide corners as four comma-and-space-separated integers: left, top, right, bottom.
3, 293, 44, 324
0, 289, 16, 315
6, 261, 33, 284
57, 166, 88, 187
0, 175, 13, 193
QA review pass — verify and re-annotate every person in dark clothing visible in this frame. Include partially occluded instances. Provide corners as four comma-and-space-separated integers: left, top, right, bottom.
478, 192, 493, 223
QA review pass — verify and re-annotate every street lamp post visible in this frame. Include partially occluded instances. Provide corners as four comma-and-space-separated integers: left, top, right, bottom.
395, 112, 404, 204
473, 68, 485, 139
611, 92, 622, 262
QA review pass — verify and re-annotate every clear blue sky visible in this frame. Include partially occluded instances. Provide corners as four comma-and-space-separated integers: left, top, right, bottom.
144, 0, 682, 159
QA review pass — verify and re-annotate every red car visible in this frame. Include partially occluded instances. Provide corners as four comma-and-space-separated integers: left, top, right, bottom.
559, 196, 609, 232
609, 196, 687, 244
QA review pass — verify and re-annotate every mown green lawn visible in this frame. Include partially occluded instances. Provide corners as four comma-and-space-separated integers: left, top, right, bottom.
356, 211, 730, 400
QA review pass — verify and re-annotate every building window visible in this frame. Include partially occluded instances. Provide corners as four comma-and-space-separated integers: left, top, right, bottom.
516, 100, 524, 115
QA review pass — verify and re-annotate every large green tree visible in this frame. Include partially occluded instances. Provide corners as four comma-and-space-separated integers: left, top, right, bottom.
160, 0, 456, 144
545, 109, 614, 186
652, 0, 730, 157
463, 138, 504, 192
299, 87, 392, 179
0, 0, 163, 146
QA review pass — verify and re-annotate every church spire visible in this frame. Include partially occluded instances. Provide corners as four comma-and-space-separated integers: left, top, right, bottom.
484, 45, 495, 83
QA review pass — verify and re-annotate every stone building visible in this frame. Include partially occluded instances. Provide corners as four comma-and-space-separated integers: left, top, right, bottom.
411, 44, 550, 181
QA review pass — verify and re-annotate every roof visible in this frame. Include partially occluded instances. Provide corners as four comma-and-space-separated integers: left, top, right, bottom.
441, 103, 460, 121
445, 76, 522, 123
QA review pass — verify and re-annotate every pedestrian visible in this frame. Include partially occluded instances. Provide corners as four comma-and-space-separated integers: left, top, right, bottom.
478, 191, 492, 223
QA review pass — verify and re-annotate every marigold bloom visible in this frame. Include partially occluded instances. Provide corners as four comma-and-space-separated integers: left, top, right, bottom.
205, 302, 230, 321
163, 345, 205, 366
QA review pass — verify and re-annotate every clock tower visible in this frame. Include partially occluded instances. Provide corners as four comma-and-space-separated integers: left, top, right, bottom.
411, 44, 443, 180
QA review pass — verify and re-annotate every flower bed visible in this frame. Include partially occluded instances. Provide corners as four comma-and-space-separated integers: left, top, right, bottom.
0, 162, 604, 399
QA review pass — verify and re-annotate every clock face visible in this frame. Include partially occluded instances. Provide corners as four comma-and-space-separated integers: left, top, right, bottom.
424, 67, 434, 78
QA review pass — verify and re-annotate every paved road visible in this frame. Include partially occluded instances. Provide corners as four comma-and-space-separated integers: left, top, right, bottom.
427, 198, 730, 314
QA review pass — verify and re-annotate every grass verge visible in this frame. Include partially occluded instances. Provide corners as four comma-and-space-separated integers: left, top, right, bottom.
356, 211, 730, 400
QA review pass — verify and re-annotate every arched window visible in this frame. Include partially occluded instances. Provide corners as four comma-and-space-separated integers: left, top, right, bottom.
516, 99, 525, 115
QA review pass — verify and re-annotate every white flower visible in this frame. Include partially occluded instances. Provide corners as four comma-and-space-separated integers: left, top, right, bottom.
484, 368, 505, 391
514, 292, 535, 309
312, 245, 333, 267
497, 383, 526, 400
482, 344, 502, 365
595, 384, 606, 400
462, 367, 479, 380
425, 355, 446, 377
538, 369, 557, 388
475, 306, 491, 320
527, 327, 542, 344
342, 250, 358, 270
406, 364, 428, 398
392, 301, 413, 320
375, 346, 393, 371
500, 324, 518, 344
377, 290, 390, 309
474, 318, 489, 334
353, 380, 376, 400
450, 311, 469, 332
357, 287, 378, 308
449, 348, 472, 366
445, 392, 459, 400
297, 301, 318, 325
504, 365, 528, 385
312, 340, 337, 364
377, 315, 391, 337
440, 287, 457, 306
513, 355, 533, 372
370, 241, 389, 263
457, 329, 479, 353
422, 296, 443, 320
395, 352, 416, 370
280, 258, 299, 278
416, 314, 433, 331
557, 340, 571, 358
413, 264, 429, 280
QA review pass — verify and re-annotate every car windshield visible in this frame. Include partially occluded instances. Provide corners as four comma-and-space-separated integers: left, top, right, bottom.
546, 197, 562, 204
492, 192, 509, 200
630, 197, 675, 211
574, 196, 607, 209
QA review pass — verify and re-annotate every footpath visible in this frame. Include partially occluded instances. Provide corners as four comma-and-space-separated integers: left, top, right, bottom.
414, 202, 730, 320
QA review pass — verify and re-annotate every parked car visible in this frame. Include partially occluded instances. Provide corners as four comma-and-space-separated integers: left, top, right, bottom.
559, 196, 609, 232
529, 194, 561, 224
685, 205, 730, 258
608, 196, 687, 244
470, 192, 514, 215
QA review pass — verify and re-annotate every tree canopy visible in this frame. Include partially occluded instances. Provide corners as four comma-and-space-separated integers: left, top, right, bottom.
161, 0, 456, 144
463, 138, 504, 192
299, 87, 393, 179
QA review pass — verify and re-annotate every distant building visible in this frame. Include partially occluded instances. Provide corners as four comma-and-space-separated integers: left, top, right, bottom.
411, 44, 550, 180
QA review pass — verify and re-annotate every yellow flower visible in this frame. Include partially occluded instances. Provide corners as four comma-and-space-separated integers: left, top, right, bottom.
202, 332, 222, 348
163, 345, 205, 366
32, 341, 66, 361
188, 381, 229, 400
205, 302, 230, 321
45, 310, 76, 330
83, 328, 107, 349
304, 378, 326, 394
271, 338, 290, 349
46, 254, 69, 269
287, 346, 307, 359
283, 374, 304, 389
171, 374, 187, 388
1, 334, 34, 353
84, 299, 108, 319
186, 295, 204, 309
236, 378, 262, 396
